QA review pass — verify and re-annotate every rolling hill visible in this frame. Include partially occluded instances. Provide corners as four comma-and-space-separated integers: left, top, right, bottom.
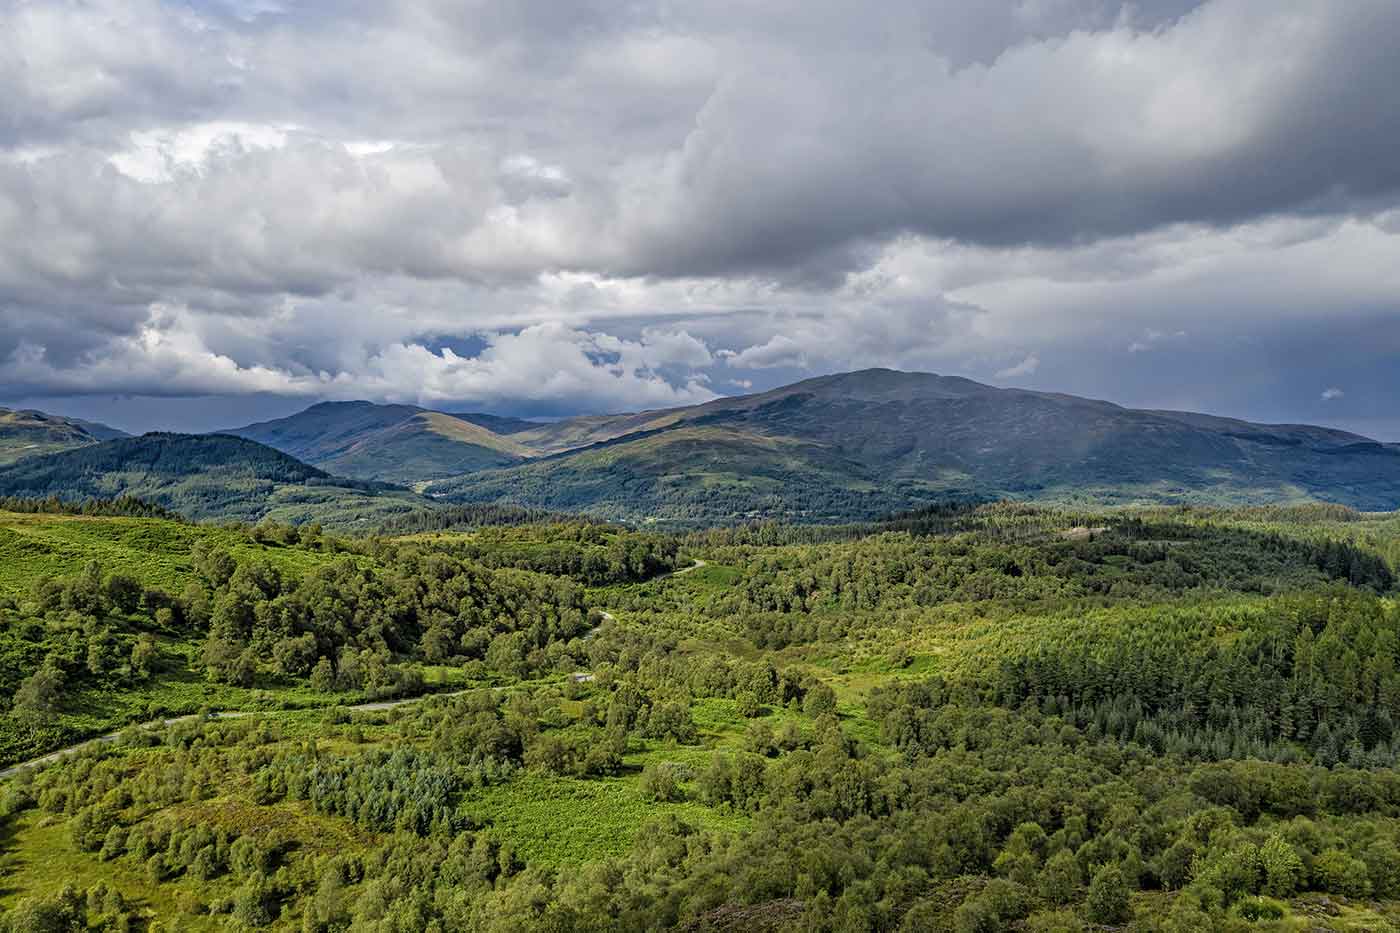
0, 433, 430, 528
0, 407, 129, 465
423, 369, 1400, 524
224, 401, 532, 484
32, 370, 1397, 527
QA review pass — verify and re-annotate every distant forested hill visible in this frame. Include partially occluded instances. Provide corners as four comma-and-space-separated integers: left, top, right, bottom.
424, 369, 1400, 524
224, 401, 531, 484
0, 407, 129, 465
43, 369, 1398, 526
0, 433, 430, 528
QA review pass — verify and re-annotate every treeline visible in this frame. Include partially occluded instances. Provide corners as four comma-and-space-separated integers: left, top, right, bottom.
990, 589, 1400, 767
0, 536, 595, 764
697, 522, 1390, 623
0, 494, 184, 521
379, 503, 586, 534
428, 460, 958, 526
385, 524, 682, 586
187, 538, 589, 687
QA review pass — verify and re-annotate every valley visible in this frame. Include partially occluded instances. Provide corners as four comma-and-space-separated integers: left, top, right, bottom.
1, 500, 1398, 929
2, 371, 1400, 930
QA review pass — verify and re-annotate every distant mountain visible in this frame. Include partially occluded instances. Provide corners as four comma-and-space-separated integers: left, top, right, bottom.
447, 412, 542, 436
45, 371, 1393, 527
0, 407, 129, 465
424, 369, 1400, 524
224, 402, 531, 485
0, 433, 429, 528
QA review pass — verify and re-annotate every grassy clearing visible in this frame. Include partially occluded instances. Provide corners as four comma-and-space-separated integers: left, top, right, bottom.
462, 771, 747, 869
0, 812, 225, 929
0, 511, 340, 598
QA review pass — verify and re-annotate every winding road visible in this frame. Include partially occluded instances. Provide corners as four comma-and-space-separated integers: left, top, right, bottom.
0, 559, 710, 780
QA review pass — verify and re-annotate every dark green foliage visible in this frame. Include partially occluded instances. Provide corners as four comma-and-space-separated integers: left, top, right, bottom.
2, 501, 1400, 930
0, 434, 429, 528
0, 495, 183, 521
379, 503, 581, 534
394, 523, 682, 585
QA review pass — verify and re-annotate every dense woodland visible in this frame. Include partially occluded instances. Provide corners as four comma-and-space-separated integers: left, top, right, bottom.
1, 499, 1399, 929
0, 436, 425, 529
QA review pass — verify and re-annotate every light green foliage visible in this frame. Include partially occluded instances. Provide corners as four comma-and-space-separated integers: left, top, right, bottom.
1259, 832, 1304, 898
1085, 864, 1131, 925
0, 501, 1398, 930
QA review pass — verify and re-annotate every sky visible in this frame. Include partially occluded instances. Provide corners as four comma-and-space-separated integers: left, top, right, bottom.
2, 0, 1399, 437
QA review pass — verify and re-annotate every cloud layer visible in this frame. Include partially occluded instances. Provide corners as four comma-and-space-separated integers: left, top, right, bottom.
3, 0, 1399, 435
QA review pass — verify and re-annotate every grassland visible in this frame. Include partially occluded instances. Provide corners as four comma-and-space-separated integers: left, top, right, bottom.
0, 512, 334, 598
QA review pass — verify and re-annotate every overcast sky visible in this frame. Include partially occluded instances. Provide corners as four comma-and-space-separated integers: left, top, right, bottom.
3, 0, 1399, 436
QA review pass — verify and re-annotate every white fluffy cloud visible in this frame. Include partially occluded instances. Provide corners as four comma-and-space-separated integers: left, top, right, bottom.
996, 355, 1041, 379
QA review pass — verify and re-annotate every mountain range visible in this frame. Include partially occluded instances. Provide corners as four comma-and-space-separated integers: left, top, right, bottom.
2, 369, 1398, 525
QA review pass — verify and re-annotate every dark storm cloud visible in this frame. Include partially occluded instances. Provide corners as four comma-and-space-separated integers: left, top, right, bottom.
609, 2, 1400, 280
0, 0, 1398, 431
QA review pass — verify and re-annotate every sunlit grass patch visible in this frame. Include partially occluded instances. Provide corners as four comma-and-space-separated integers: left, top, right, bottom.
461, 771, 746, 868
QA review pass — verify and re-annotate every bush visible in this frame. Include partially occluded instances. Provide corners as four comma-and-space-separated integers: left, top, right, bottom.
1039, 849, 1082, 905
1085, 864, 1131, 925
953, 879, 1029, 933
1024, 909, 1085, 933
640, 762, 688, 803
1314, 848, 1372, 898
1233, 896, 1285, 922
1259, 833, 1303, 898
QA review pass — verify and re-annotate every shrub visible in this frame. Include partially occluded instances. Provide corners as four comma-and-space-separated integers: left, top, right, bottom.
1085, 864, 1131, 925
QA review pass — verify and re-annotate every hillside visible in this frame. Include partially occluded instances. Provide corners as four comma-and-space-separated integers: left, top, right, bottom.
448, 411, 542, 435
0, 433, 430, 528
0, 407, 129, 465
1, 504, 1398, 930
425, 369, 1400, 523
225, 402, 531, 483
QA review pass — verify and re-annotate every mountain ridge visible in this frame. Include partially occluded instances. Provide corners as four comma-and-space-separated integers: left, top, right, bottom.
223, 402, 532, 484
418, 368, 1400, 523
0, 432, 428, 528
14, 368, 1395, 527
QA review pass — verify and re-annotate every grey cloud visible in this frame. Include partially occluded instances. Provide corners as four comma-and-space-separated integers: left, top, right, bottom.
2, 0, 1399, 432
612, 1, 1400, 281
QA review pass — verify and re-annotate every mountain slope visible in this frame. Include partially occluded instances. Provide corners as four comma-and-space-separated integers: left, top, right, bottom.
0, 407, 130, 465
0, 433, 430, 528
448, 411, 542, 436
425, 369, 1400, 523
318, 411, 533, 484
225, 402, 531, 483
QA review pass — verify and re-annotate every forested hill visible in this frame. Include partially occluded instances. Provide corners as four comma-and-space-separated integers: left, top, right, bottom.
0, 434, 430, 528
223, 401, 531, 484
424, 369, 1400, 524
0, 407, 129, 465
